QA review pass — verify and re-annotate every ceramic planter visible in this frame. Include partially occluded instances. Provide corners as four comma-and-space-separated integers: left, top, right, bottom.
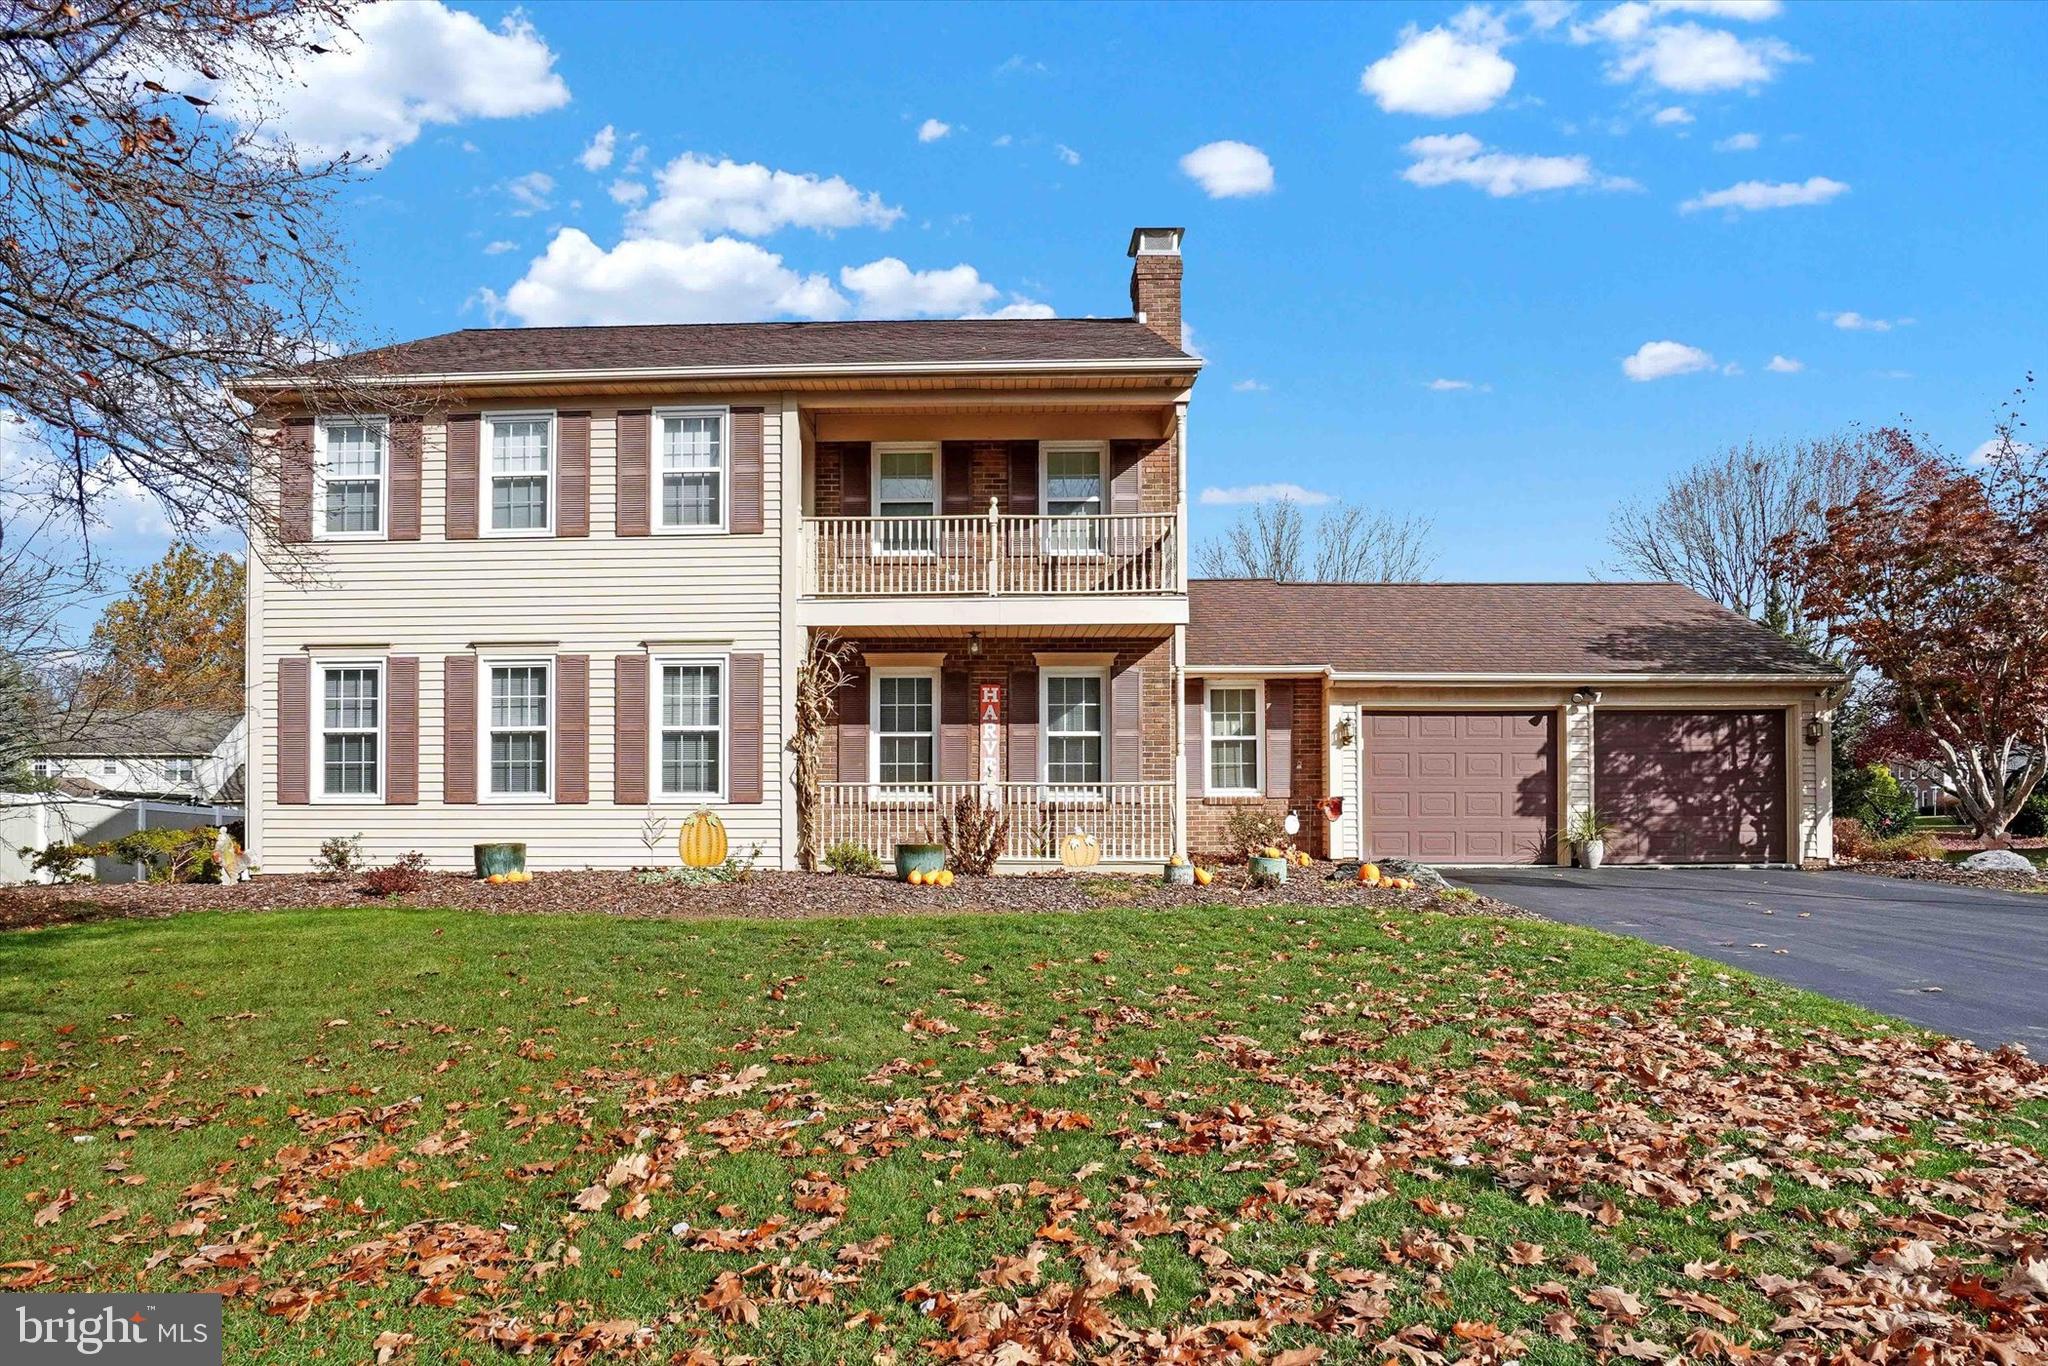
474, 842, 526, 879
1578, 838, 1606, 870
1163, 861, 1195, 885
895, 843, 947, 881
1248, 854, 1289, 885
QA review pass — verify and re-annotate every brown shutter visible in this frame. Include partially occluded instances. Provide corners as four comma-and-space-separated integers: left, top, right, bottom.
1184, 677, 1205, 798
280, 418, 314, 544
1007, 665, 1039, 781
835, 665, 869, 783
613, 654, 649, 804
730, 407, 765, 535
730, 651, 764, 802
1265, 681, 1293, 800
557, 412, 590, 537
1110, 440, 1145, 515
389, 417, 422, 541
556, 654, 589, 803
445, 415, 480, 540
1112, 665, 1142, 782
1007, 442, 1038, 515
940, 668, 972, 782
941, 444, 974, 515
386, 656, 419, 804
839, 443, 871, 517
617, 410, 651, 536
277, 655, 310, 803
443, 655, 477, 803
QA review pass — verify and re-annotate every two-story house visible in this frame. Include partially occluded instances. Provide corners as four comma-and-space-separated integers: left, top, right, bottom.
239, 228, 1841, 874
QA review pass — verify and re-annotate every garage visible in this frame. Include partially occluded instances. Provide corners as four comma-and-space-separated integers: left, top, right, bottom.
1363, 712, 1558, 864
1594, 710, 1788, 864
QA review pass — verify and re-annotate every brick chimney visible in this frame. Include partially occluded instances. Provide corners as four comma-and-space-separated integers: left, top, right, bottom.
1127, 227, 1184, 350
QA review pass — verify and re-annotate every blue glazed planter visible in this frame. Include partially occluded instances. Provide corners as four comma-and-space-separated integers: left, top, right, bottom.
895, 843, 947, 881
474, 842, 526, 879
1248, 854, 1289, 885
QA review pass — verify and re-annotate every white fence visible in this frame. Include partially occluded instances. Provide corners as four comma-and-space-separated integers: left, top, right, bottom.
801, 507, 1179, 598
820, 781, 1175, 863
0, 795, 241, 884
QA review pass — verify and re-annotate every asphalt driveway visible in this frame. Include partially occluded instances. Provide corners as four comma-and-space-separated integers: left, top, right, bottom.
1457, 866, 2047, 1050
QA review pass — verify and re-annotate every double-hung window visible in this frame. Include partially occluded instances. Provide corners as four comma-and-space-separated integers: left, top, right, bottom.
656, 658, 725, 799
486, 661, 551, 799
872, 670, 936, 794
1041, 442, 1106, 555
1043, 669, 1105, 795
658, 409, 727, 532
486, 413, 554, 535
29, 758, 55, 780
317, 662, 382, 800
316, 418, 387, 539
166, 758, 197, 785
1205, 683, 1262, 796
873, 443, 938, 555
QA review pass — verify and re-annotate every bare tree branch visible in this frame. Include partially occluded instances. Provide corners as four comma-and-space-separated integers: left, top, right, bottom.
1197, 501, 1438, 582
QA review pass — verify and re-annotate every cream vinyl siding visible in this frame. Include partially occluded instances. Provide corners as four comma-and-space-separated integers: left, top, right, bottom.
249, 399, 786, 872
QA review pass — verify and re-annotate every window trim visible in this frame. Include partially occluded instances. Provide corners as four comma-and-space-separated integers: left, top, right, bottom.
868, 664, 940, 801
479, 655, 554, 804
1039, 665, 1110, 800
870, 441, 943, 558
313, 416, 390, 543
1038, 439, 1108, 558
165, 757, 198, 785
649, 653, 730, 802
311, 657, 386, 805
481, 409, 558, 539
30, 757, 56, 779
1203, 679, 1265, 798
652, 405, 731, 535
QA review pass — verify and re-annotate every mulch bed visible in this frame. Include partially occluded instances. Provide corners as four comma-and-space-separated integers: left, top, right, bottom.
0, 862, 1530, 932
1831, 859, 2048, 895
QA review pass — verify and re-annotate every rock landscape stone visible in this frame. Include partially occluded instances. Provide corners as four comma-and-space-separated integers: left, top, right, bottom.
1959, 848, 2040, 874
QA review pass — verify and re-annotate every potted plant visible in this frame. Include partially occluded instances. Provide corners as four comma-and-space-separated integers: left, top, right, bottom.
1563, 809, 1614, 869
894, 827, 947, 883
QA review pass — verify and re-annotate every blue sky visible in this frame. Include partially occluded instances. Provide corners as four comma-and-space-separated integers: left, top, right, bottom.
84, 0, 2048, 583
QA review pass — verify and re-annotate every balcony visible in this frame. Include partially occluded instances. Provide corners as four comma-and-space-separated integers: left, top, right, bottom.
820, 781, 1176, 864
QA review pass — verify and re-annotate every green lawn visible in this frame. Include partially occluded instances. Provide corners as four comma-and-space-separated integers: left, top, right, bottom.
2, 904, 2043, 1363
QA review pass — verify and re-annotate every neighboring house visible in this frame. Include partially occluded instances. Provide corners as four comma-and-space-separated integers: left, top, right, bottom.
33, 709, 246, 803
237, 228, 1841, 872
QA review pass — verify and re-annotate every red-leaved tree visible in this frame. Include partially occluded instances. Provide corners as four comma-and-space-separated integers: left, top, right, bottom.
1775, 401, 2047, 839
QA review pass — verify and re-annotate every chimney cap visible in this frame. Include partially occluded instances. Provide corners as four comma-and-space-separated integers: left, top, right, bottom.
1127, 227, 1185, 257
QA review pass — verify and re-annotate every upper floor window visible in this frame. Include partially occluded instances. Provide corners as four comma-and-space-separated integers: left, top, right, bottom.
1043, 669, 1105, 792
100, 758, 118, 777
318, 662, 382, 800
1041, 442, 1106, 555
29, 757, 55, 779
658, 409, 727, 532
656, 658, 725, 799
166, 758, 198, 785
1205, 682, 1262, 796
872, 669, 936, 790
873, 444, 938, 555
486, 661, 551, 799
316, 418, 387, 539
486, 413, 554, 535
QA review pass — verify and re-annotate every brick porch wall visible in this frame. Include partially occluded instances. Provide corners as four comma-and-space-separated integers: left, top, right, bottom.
1187, 675, 1330, 859
812, 435, 1179, 517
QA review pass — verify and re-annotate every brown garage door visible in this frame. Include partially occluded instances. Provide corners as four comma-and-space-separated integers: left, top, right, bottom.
1364, 712, 1558, 864
1595, 710, 1787, 864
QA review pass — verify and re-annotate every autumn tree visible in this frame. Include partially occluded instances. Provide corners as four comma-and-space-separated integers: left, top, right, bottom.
1197, 500, 1437, 582
1774, 407, 2048, 839
87, 543, 246, 712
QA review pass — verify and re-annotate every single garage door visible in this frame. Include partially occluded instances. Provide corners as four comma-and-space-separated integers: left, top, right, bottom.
1595, 710, 1787, 864
1364, 712, 1558, 864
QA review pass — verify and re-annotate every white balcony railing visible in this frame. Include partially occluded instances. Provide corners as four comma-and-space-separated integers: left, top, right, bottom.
801, 504, 1179, 598
820, 781, 1176, 863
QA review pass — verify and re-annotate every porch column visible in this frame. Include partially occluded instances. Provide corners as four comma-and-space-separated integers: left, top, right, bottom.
1172, 623, 1189, 859
778, 396, 805, 868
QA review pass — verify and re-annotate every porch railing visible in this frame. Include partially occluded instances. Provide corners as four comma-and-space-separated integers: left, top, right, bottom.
801, 503, 1179, 598
819, 781, 1176, 863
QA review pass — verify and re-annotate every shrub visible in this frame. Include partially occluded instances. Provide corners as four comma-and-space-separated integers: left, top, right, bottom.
362, 852, 430, 897
24, 840, 91, 882
1849, 764, 1918, 838
2011, 794, 2048, 839
937, 792, 1008, 876
823, 840, 883, 876
106, 826, 218, 882
313, 833, 366, 877
1864, 831, 1945, 863
1221, 807, 1283, 862
1832, 817, 1872, 861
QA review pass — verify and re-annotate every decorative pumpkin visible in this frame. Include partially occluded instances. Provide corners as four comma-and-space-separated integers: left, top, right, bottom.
1060, 831, 1101, 870
1262, 845, 1283, 859
679, 809, 728, 869
1357, 862, 1381, 886
936, 869, 955, 888
1193, 866, 1214, 887
908, 868, 926, 886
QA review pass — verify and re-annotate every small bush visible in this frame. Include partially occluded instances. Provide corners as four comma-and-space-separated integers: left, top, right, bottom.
636, 844, 763, 887
1864, 831, 1945, 862
823, 840, 883, 876
938, 793, 1008, 876
1850, 764, 1918, 838
362, 852, 430, 897
1221, 807, 1283, 862
106, 826, 219, 882
313, 833, 367, 877
24, 841, 91, 882
1832, 817, 1872, 861
2011, 794, 2048, 839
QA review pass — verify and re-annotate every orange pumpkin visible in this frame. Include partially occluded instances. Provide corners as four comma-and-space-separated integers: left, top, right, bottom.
1193, 866, 1214, 887
678, 809, 728, 868
1357, 863, 1381, 886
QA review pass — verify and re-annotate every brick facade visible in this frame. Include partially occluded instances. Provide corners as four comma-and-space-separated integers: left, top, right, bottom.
811, 435, 1179, 518
1185, 675, 1330, 859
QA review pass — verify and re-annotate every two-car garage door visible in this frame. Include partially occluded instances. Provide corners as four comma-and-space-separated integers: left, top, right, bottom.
1360, 708, 1788, 865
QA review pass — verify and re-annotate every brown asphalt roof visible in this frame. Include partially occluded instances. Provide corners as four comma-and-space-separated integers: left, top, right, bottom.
43, 708, 241, 757
315, 317, 1196, 378
1187, 580, 1840, 678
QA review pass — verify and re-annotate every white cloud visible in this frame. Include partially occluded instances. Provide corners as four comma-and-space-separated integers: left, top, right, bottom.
495, 230, 846, 326
969, 300, 1058, 320
1428, 377, 1478, 391
1178, 141, 1275, 198
1622, 339, 1716, 381
607, 179, 648, 206
1680, 175, 1847, 213
1970, 436, 2038, 465
1055, 143, 1082, 166
1825, 310, 1911, 332
1199, 483, 1333, 506
483, 239, 518, 256
840, 258, 998, 317
1576, 4, 1800, 93
1653, 0, 1783, 18
1521, 1, 1576, 31
503, 170, 555, 215
578, 125, 617, 172
1652, 105, 1694, 125
991, 134, 1014, 148
1401, 132, 1636, 197
995, 54, 1048, 76
231, 2, 569, 164
917, 118, 952, 143
631, 153, 903, 240
1714, 131, 1761, 151
1360, 22, 1517, 117
1232, 379, 1270, 393
1766, 354, 1803, 373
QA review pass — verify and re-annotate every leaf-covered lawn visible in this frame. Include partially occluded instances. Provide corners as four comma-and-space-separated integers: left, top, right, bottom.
2, 904, 2044, 1364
